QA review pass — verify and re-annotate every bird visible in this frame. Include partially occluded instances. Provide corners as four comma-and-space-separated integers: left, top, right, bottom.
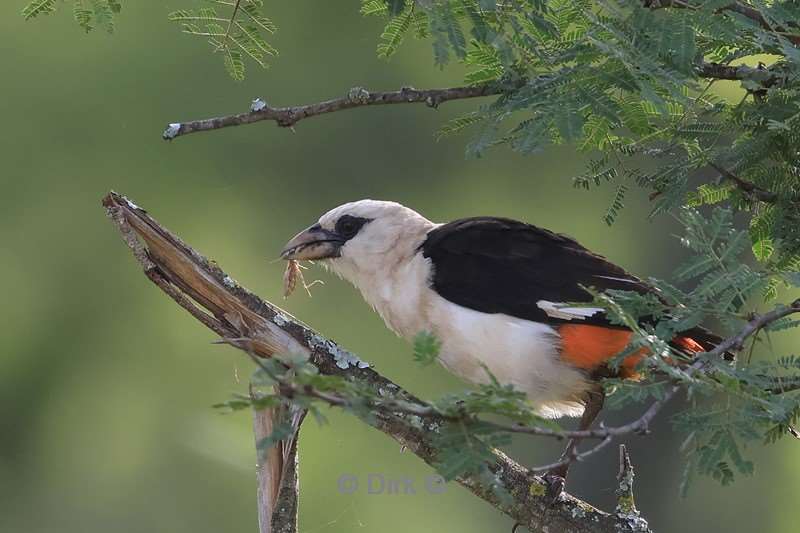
280, 199, 723, 492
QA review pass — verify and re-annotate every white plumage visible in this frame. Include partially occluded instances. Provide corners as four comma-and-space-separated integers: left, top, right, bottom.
289, 200, 592, 417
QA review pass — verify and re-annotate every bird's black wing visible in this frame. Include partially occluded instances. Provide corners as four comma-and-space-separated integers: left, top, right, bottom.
420, 217, 654, 328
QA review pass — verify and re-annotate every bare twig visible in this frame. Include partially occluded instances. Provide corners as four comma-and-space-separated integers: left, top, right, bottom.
530, 435, 614, 473
101, 191, 650, 533
162, 82, 521, 140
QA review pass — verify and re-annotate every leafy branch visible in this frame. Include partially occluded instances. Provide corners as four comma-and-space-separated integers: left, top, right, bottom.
20, 0, 276, 78
22, 0, 121, 33
644, 0, 800, 46
167, 0, 277, 81
158, 57, 784, 140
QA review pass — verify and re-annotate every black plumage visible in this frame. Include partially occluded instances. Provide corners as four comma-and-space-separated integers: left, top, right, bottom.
420, 217, 649, 328
420, 216, 727, 355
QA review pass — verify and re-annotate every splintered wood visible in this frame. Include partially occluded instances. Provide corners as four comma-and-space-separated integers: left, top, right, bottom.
283, 260, 321, 298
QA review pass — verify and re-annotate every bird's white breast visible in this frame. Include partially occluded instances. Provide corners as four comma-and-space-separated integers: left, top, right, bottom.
345, 253, 591, 418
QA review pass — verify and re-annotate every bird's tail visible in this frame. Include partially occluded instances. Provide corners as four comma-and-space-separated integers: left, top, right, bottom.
672, 325, 734, 361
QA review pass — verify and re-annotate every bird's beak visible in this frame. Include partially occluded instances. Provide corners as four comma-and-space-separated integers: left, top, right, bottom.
280, 224, 344, 261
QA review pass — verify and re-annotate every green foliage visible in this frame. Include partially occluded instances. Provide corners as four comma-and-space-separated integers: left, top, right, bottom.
586, 207, 800, 491
22, 0, 275, 78
436, 112, 485, 140
23, 0, 121, 33
464, 40, 503, 84
376, 0, 414, 59
359, 0, 800, 271
603, 379, 669, 409
412, 331, 441, 366
168, 1, 277, 80
22, 0, 58, 20
255, 421, 293, 454
686, 183, 734, 207
603, 183, 628, 225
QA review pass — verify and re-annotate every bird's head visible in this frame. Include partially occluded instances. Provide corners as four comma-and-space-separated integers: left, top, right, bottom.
280, 199, 433, 280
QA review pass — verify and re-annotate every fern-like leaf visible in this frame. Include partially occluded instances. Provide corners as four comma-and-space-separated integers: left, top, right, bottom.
436, 113, 485, 140
687, 184, 734, 207
169, 1, 277, 80
377, 2, 413, 59
361, 0, 388, 17
22, 0, 57, 20
464, 40, 503, 84
604, 183, 628, 225
73, 0, 93, 32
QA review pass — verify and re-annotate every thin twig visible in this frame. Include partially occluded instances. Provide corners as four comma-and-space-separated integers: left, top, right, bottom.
530, 435, 615, 473
221, 0, 242, 48
162, 82, 521, 140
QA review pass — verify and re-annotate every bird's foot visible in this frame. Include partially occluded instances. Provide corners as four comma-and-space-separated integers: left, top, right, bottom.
543, 473, 566, 506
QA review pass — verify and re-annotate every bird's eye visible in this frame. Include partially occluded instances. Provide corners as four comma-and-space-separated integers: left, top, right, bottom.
335, 215, 369, 239
341, 220, 357, 236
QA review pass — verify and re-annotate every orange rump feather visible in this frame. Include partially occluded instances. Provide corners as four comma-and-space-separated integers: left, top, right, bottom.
558, 324, 704, 378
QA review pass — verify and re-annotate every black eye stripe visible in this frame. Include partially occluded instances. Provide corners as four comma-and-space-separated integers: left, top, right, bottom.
335, 215, 371, 240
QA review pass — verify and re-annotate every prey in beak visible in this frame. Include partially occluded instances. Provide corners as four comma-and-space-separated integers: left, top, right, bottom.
280, 223, 344, 261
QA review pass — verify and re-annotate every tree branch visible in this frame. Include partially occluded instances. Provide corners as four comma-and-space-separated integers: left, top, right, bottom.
712, 299, 800, 353
644, 1, 800, 46
615, 445, 643, 525
158, 49, 785, 142
252, 381, 306, 533
252, 401, 304, 533
101, 191, 652, 533
696, 62, 783, 87
529, 435, 614, 473
162, 83, 518, 140
707, 162, 784, 203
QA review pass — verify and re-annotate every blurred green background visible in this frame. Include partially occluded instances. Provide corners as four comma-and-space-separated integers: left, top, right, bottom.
1, 2, 798, 532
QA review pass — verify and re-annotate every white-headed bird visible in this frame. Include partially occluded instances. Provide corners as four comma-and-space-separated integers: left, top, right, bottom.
281, 199, 722, 490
